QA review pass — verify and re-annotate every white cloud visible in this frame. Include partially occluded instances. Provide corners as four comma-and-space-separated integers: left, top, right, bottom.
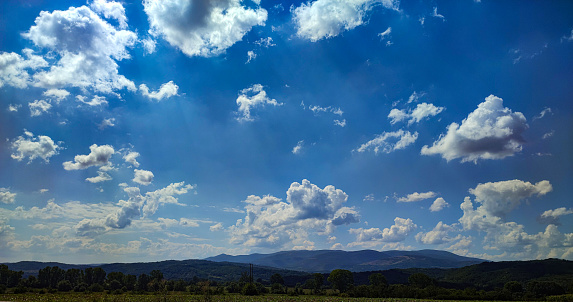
141, 37, 157, 54
246, 50, 257, 64
255, 37, 275, 48
292, 0, 399, 41
63, 144, 115, 170
467, 179, 552, 219
86, 171, 112, 183
139, 81, 178, 101
539, 207, 573, 224
98, 118, 116, 130
123, 151, 140, 167
43, 89, 70, 103
378, 27, 391, 40
229, 179, 357, 249
397, 191, 437, 202
235, 84, 281, 122
416, 221, 457, 245
430, 197, 449, 212
408, 91, 425, 103
388, 102, 444, 125
0, 189, 16, 204
133, 169, 154, 186
10, 131, 61, 163
432, 6, 445, 21
349, 217, 417, 247
24, 5, 137, 93
90, 0, 128, 29
142, 182, 195, 217
562, 29, 573, 42
143, 0, 267, 57
421, 95, 528, 163
457, 179, 573, 258
334, 119, 347, 127
533, 107, 552, 121
77, 95, 108, 106
355, 130, 418, 154
0, 49, 48, 89
76, 182, 195, 235
292, 140, 304, 154
210, 222, 224, 232
8, 104, 21, 112
28, 100, 52, 117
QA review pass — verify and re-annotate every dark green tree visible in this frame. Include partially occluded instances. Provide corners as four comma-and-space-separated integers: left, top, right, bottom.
369, 273, 388, 287
136, 273, 151, 292
313, 273, 324, 294
408, 273, 433, 289
327, 269, 354, 293
270, 273, 284, 285
150, 270, 164, 282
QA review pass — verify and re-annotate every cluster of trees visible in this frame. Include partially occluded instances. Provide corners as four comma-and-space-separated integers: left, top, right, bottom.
1, 264, 572, 300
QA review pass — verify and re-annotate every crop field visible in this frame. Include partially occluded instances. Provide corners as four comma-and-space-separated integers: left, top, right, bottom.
0, 293, 517, 302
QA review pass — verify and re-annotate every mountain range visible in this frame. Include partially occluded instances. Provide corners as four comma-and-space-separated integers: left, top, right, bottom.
205, 249, 484, 273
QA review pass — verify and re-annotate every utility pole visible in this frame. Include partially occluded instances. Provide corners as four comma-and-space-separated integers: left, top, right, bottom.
249, 263, 253, 284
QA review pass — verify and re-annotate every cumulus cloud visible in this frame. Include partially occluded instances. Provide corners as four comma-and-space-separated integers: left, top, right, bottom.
389, 102, 444, 125
210, 222, 224, 232
430, 197, 449, 212
421, 95, 528, 163
143, 0, 267, 57
235, 84, 281, 121
63, 144, 115, 170
123, 151, 140, 167
98, 118, 116, 130
8, 104, 21, 112
0, 189, 16, 204
10, 131, 61, 163
28, 100, 52, 117
292, 140, 304, 154
416, 221, 457, 245
292, 0, 399, 41
90, 0, 128, 29
0, 49, 48, 89
538, 207, 573, 225
76, 182, 195, 236
133, 169, 154, 186
139, 81, 178, 101
43, 89, 70, 103
457, 179, 573, 258
246, 51, 257, 64
86, 171, 112, 183
229, 179, 358, 249
77, 95, 108, 106
397, 191, 437, 203
23, 5, 137, 93
142, 182, 195, 217
349, 217, 417, 247
355, 130, 418, 154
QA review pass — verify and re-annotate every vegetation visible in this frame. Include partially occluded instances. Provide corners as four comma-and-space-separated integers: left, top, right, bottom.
0, 258, 572, 301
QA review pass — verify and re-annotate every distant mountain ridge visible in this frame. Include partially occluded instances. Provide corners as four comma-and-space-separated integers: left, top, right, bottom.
205, 249, 484, 273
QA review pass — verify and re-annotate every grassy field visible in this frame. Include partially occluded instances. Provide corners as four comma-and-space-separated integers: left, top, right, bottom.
0, 293, 514, 302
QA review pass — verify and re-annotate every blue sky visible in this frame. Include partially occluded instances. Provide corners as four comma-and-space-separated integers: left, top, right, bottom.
0, 0, 572, 264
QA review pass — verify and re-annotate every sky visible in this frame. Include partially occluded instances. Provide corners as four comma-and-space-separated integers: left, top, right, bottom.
0, 0, 572, 264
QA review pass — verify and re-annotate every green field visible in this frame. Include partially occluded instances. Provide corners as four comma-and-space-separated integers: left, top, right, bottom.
0, 293, 517, 302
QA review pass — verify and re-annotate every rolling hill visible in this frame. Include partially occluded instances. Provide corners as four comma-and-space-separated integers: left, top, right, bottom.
206, 249, 484, 273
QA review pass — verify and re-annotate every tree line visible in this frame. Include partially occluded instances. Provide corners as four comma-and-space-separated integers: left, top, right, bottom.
1, 264, 572, 300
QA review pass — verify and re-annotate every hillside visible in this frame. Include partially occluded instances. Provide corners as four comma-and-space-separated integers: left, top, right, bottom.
4, 259, 311, 285
206, 249, 484, 273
